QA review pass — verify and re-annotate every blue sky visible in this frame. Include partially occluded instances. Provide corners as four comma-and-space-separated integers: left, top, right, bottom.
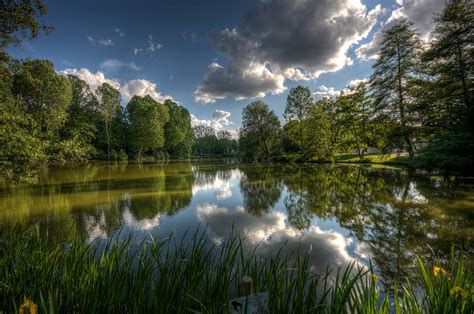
7, 0, 446, 134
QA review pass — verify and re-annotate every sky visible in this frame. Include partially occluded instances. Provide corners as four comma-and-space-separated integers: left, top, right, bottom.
7, 0, 446, 135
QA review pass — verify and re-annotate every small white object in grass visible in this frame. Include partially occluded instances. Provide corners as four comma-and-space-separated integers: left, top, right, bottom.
229, 292, 268, 314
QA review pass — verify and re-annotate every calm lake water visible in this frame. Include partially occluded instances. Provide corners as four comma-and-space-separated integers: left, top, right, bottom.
1, 161, 473, 285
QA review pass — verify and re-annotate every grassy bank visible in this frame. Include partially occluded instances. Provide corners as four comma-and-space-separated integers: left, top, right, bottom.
274, 153, 410, 166
0, 227, 472, 313
334, 153, 410, 165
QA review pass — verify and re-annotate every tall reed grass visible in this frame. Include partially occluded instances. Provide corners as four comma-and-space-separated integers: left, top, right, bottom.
0, 226, 472, 313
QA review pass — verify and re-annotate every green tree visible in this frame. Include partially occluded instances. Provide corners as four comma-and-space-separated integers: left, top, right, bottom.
422, 0, 473, 132
319, 97, 346, 158
12, 59, 72, 135
370, 20, 419, 156
0, 75, 46, 183
304, 101, 333, 161
284, 86, 313, 152
164, 99, 194, 158
95, 83, 121, 160
337, 83, 383, 159
239, 101, 281, 161
60, 75, 98, 158
0, 0, 52, 63
414, 1, 474, 173
193, 125, 216, 156
10, 59, 90, 167
215, 130, 238, 155
126, 95, 170, 160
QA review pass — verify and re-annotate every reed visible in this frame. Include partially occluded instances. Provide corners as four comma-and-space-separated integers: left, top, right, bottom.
0, 226, 472, 313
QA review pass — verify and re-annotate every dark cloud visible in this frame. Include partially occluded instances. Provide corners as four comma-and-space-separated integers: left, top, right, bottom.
195, 0, 382, 103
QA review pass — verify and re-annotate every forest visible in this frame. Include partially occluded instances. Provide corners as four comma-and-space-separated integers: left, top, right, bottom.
1, 0, 473, 184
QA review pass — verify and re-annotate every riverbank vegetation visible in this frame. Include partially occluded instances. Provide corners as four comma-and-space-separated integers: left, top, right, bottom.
0, 227, 472, 313
1, 0, 473, 185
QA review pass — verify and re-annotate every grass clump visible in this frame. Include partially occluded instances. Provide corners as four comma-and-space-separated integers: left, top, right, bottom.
0, 226, 472, 313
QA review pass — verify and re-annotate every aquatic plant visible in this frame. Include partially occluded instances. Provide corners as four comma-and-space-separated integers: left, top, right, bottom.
0, 226, 471, 313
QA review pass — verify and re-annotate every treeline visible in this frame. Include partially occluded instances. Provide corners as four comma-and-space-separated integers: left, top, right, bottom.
0, 59, 194, 183
238, 0, 473, 174
192, 126, 238, 157
1, 0, 473, 183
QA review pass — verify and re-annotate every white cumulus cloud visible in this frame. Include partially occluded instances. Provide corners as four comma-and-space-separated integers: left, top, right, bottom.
195, 0, 382, 103
58, 68, 120, 92
59, 68, 173, 104
191, 109, 233, 131
120, 79, 173, 103
314, 85, 340, 99
356, 0, 446, 60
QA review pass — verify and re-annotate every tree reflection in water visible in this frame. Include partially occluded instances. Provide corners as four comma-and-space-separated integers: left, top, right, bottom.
0, 162, 471, 285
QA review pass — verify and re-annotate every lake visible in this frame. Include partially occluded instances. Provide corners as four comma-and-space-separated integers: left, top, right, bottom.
1, 161, 472, 286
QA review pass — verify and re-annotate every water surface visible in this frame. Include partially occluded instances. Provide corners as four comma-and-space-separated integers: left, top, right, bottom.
1, 161, 472, 285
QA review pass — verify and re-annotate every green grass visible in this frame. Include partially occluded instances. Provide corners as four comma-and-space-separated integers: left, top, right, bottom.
335, 153, 410, 165
0, 227, 472, 313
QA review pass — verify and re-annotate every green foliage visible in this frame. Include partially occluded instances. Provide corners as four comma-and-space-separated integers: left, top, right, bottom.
2, 0, 474, 182
336, 83, 387, 158
60, 75, 98, 158
415, 132, 474, 172
12, 59, 72, 135
304, 100, 333, 160
0, 0, 52, 62
95, 83, 122, 160
0, 228, 471, 313
421, 0, 473, 133
0, 85, 47, 183
0, 59, 95, 183
239, 101, 281, 161
164, 99, 194, 158
370, 20, 419, 156
284, 85, 313, 151
127, 95, 169, 160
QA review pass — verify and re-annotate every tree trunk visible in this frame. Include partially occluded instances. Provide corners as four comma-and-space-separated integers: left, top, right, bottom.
105, 118, 111, 160
300, 121, 304, 153
455, 40, 472, 131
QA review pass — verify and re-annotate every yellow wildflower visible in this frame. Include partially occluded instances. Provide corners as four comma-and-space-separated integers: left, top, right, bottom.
450, 287, 468, 299
19, 296, 37, 314
372, 273, 379, 284
433, 266, 446, 277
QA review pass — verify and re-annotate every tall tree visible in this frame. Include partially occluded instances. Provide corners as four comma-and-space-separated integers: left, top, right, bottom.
95, 83, 121, 160
61, 75, 98, 158
319, 97, 346, 158
337, 83, 384, 159
414, 1, 474, 173
12, 59, 72, 135
239, 101, 281, 161
126, 95, 169, 160
370, 20, 419, 156
284, 86, 313, 152
304, 101, 332, 161
0, 74, 46, 183
164, 99, 194, 158
422, 0, 473, 133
